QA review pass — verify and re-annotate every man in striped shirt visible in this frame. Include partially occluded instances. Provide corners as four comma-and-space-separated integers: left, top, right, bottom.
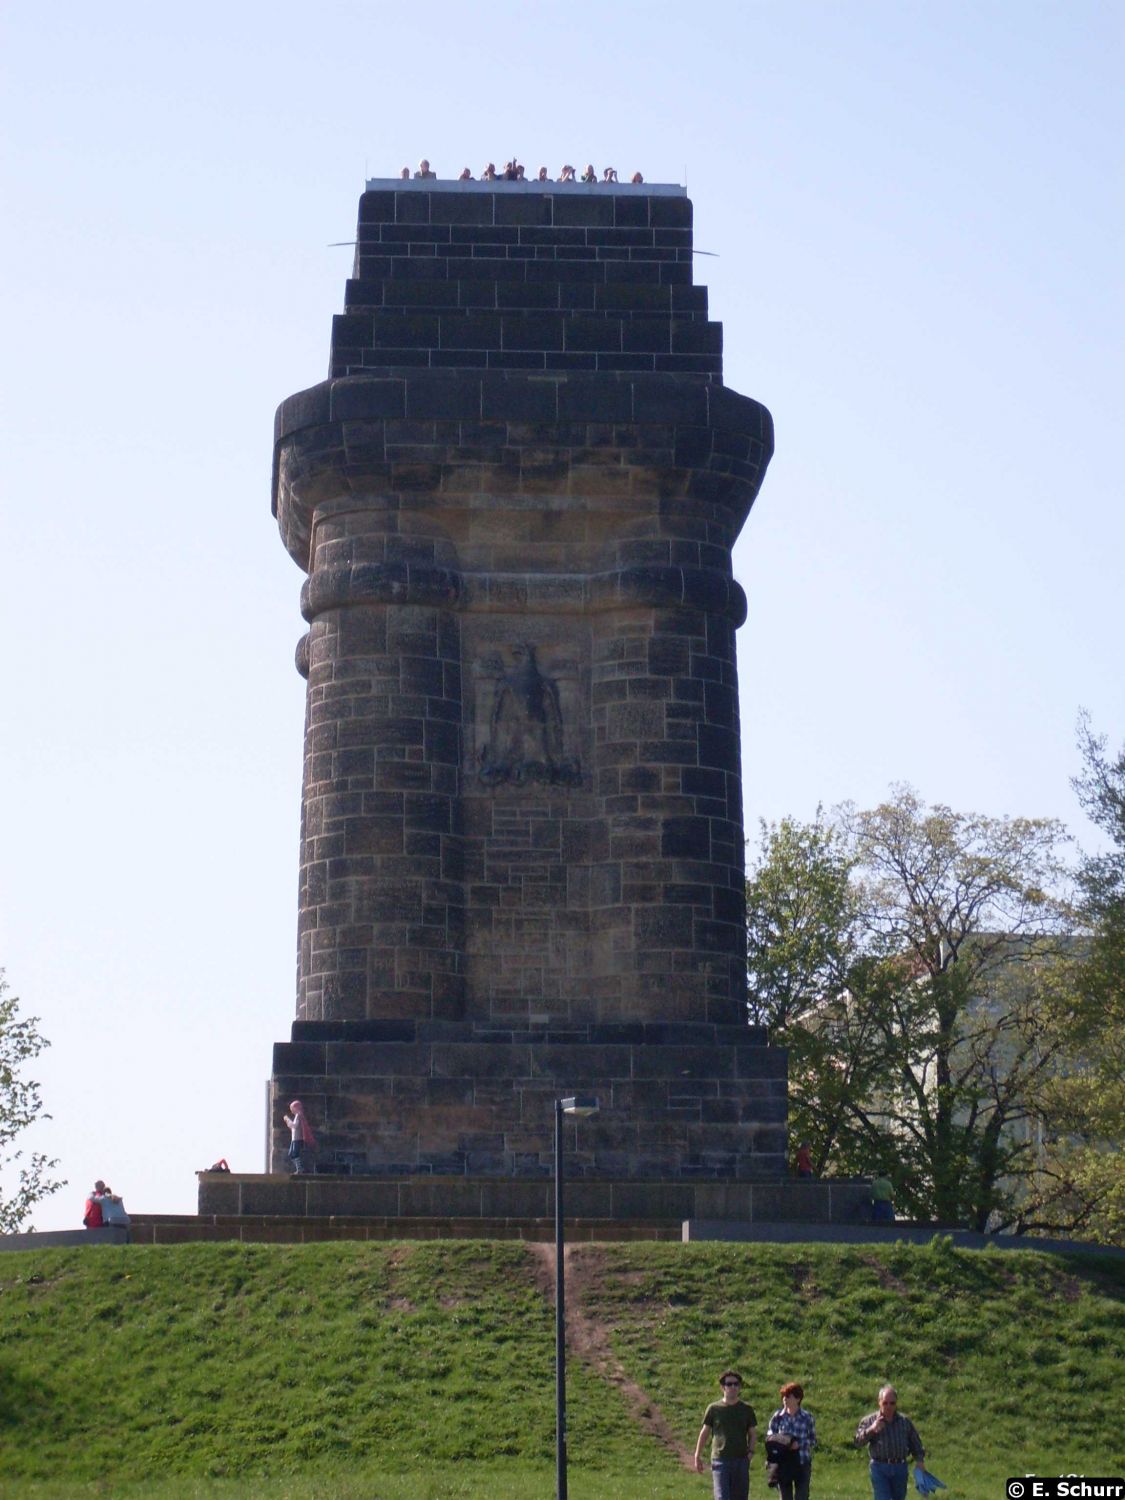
854, 1385, 926, 1500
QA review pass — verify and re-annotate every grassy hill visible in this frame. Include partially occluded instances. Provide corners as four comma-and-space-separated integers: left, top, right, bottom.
1, 1237, 1122, 1498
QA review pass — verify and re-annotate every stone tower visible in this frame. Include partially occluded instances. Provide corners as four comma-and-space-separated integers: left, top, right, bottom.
260, 176, 792, 1222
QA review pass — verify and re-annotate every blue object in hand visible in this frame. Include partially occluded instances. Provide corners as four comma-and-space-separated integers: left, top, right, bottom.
914, 1471, 947, 1494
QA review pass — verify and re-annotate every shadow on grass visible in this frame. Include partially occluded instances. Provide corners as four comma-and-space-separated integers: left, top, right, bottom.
0, 1361, 58, 1429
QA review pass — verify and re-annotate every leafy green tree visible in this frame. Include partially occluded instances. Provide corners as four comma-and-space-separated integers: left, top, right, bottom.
745, 812, 858, 1031
1072, 713, 1125, 1001
0, 972, 64, 1231
747, 791, 1077, 1229
847, 789, 1075, 1229
1027, 716, 1125, 1243
745, 814, 882, 1173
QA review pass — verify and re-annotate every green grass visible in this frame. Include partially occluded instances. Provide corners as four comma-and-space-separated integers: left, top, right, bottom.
0, 1237, 1122, 1496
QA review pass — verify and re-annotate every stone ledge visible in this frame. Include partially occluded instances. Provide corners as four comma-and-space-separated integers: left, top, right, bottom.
298, 562, 749, 627
683, 1220, 1125, 1255
131, 1212, 679, 1244
346, 281, 711, 316
196, 1173, 865, 1225
0, 1226, 130, 1253
289, 1018, 771, 1046
271, 373, 773, 571
275, 371, 770, 444
272, 1036, 784, 1077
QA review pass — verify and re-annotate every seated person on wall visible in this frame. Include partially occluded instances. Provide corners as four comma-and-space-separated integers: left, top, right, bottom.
99, 1185, 132, 1240
82, 1179, 107, 1229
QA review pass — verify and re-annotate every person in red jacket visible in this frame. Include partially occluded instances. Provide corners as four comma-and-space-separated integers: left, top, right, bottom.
82, 1179, 107, 1229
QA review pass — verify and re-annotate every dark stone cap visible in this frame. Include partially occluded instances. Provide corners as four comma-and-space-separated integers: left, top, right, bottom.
336, 188, 704, 378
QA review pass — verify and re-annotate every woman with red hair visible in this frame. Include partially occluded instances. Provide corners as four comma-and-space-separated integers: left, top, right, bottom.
766, 1382, 817, 1500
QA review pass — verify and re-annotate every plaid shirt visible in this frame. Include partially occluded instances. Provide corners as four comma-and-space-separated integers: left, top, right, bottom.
767, 1406, 817, 1463
854, 1411, 925, 1464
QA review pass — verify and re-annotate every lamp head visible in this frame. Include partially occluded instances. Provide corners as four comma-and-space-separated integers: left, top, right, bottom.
560, 1094, 599, 1117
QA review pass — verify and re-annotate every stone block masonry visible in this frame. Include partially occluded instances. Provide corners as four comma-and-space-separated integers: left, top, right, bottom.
257, 179, 786, 1213
271, 1018, 787, 1184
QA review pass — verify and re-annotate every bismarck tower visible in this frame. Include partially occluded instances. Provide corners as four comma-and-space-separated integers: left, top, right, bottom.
225, 173, 852, 1227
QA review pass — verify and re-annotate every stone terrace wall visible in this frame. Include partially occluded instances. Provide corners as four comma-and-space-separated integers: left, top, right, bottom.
272, 1017, 784, 1179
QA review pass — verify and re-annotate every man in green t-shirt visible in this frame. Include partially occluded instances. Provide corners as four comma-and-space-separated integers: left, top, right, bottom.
871, 1174, 895, 1223
693, 1369, 757, 1500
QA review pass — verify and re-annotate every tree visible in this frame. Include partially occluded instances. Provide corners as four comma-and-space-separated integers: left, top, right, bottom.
0, 972, 64, 1231
745, 812, 858, 1032
1026, 716, 1125, 1243
747, 790, 1078, 1229
1072, 712, 1125, 1006
745, 815, 883, 1174
846, 789, 1076, 1228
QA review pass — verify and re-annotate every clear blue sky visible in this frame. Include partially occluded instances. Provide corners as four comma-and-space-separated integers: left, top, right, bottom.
1, 1, 1121, 1229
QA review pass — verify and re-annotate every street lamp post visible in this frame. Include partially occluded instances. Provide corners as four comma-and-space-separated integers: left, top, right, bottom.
554, 1093, 599, 1500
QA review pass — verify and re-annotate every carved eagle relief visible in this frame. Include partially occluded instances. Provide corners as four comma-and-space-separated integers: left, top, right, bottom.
477, 643, 581, 788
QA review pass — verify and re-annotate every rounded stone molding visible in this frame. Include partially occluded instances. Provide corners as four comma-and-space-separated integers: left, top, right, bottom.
296, 562, 747, 628
273, 373, 773, 570
294, 631, 311, 679
301, 562, 462, 621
